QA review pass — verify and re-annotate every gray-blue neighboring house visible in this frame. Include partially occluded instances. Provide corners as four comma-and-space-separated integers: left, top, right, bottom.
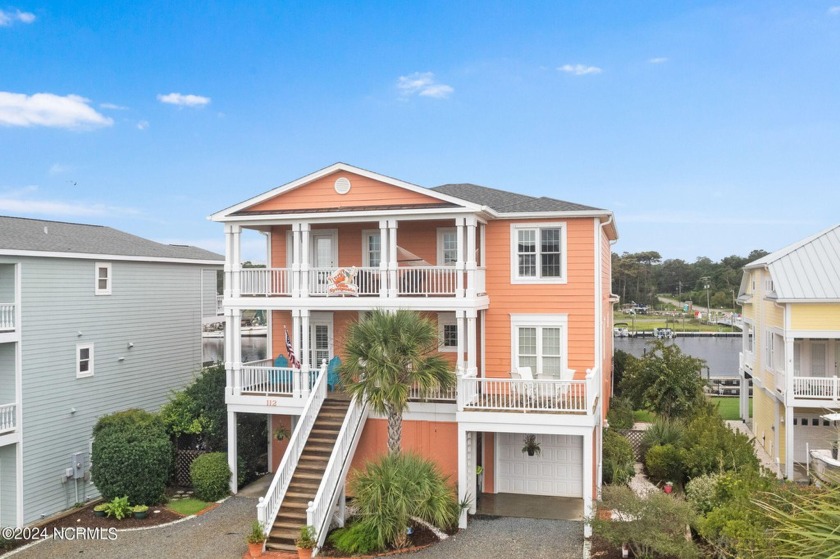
0, 216, 224, 527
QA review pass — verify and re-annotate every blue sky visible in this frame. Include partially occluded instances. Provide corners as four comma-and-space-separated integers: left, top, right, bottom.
2, 1, 839, 263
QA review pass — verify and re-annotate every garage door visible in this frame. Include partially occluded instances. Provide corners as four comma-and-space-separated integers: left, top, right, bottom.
495, 433, 583, 497
793, 414, 836, 463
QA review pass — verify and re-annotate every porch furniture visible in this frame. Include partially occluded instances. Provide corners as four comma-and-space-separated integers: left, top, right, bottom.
327, 356, 342, 391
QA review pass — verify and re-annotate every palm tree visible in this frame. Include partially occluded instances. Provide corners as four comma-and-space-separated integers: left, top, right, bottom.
340, 309, 454, 454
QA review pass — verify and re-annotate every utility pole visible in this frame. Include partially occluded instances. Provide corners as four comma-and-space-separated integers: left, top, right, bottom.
702, 277, 711, 324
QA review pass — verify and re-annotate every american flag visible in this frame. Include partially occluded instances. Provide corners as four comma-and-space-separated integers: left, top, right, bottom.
285, 327, 300, 369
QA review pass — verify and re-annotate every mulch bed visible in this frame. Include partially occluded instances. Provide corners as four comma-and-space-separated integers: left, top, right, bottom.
0, 500, 185, 556
589, 536, 626, 559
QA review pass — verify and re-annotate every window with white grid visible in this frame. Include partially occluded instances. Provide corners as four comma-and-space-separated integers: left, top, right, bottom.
510, 223, 566, 283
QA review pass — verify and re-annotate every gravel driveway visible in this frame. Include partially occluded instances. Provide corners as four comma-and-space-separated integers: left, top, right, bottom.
6, 498, 583, 559
408, 517, 583, 559
6, 496, 257, 559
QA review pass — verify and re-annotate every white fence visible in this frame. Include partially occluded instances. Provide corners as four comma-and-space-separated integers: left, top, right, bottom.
307, 396, 369, 551
0, 304, 14, 331
408, 380, 458, 402
257, 361, 328, 536
0, 403, 15, 433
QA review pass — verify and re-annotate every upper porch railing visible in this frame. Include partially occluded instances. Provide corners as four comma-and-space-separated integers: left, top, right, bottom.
792, 376, 840, 401
0, 304, 15, 331
457, 369, 597, 413
234, 359, 319, 398
235, 266, 486, 298
0, 403, 16, 434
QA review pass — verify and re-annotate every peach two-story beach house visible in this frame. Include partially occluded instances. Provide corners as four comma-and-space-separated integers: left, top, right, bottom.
210, 163, 617, 551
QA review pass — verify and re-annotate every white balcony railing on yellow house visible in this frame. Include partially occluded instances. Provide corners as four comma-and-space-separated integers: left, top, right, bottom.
792, 376, 840, 401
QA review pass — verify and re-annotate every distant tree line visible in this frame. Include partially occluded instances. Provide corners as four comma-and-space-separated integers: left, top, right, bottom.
612, 249, 769, 309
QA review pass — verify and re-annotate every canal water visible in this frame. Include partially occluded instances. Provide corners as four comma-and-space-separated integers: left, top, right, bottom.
205, 335, 742, 379
614, 336, 741, 378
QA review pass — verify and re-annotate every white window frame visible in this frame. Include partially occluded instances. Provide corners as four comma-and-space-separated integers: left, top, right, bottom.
510, 314, 568, 378
744, 321, 754, 355
510, 223, 567, 284
76, 343, 94, 378
95, 262, 112, 295
438, 312, 458, 352
436, 228, 458, 266
361, 230, 382, 268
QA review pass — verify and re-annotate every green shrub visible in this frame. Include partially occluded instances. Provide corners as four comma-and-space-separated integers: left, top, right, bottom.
603, 429, 635, 485
350, 453, 458, 551
606, 397, 635, 430
679, 406, 758, 479
640, 418, 684, 458
645, 444, 684, 484
590, 485, 699, 559
685, 473, 721, 515
90, 409, 172, 505
329, 521, 380, 556
190, 452, 231, 501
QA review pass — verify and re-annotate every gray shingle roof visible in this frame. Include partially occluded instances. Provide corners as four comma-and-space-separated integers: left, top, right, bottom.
745, 224, 840, 300
0, 216, 224, 262
431, 183, 604, 213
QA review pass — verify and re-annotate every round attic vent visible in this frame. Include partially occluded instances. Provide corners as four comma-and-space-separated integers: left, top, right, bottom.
334, 177, 351, 194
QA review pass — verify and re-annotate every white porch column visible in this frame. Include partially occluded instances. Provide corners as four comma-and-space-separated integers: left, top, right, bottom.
466, 309, 478, 376
223, 225, 234, 299
230, 307, 242, 393
785, 405, 794, 479
583, 429, 594, 537
224, 307, 235, 395
457, 424, 469, 529
388, 219, 398, 297
456, 310, 466, 373
455, 217, 465, 298
227, 410, 238, 493
465, 216, 477, 298
300, 223, 311, 297
292, 310, 302, 398
291, 223, 302, 297
379, 219, 389, 298
231, 225, 242, 298
301, 309, 311, 371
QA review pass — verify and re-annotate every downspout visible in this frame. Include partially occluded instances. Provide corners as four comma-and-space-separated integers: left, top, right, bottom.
595, 213, 614, 494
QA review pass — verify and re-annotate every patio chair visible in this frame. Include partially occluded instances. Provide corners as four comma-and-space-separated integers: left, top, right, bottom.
514, 367, 536, 401
327, 355, 342, 391
271, 355, 293, 390
556, 368, 576, 405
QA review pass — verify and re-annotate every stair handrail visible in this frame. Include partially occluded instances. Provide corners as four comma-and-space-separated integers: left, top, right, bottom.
257, 359, 329, 536
306, 394, 370, 551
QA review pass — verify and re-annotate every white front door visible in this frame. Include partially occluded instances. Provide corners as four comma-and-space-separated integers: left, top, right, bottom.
311, 231, 337, 269
495, 433, 583, 497
309, 313, 333, 368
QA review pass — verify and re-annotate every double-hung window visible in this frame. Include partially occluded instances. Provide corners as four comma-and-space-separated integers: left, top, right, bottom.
437, 228, 458, 266
511, 223, 566, 283
77, 343, 94, 378
362, 231, 382, 267
438, 313, 458, 352
95, 262, 112, 295
511, 315, 567, 378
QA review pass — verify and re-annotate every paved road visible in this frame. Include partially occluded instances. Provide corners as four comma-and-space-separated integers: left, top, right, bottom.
6, 497, 583, 559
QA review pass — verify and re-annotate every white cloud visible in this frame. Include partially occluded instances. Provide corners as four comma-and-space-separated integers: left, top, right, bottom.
558, 64, 602, 76
648, 57, 669, 64
828, 6, 840, 15
0, 9, 36, 26
157, 92, 211, 107
100, 102, 128, 110
0, 92, 113, 129
0, 186, 141, 217
136, 120, 149, 130
48, 163, 72, 176
396, 72, 453, 99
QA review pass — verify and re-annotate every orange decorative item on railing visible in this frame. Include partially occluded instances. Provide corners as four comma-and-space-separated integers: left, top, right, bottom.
327, 267, 359, 296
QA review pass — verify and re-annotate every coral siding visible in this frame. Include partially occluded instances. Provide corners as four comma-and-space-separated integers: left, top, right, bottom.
270, 310, 293, 360
483, 433, 495, 493
483, 218, 596, 378
269, 415, 293, 472
269, 225, 290, 267
349, 419, 459, 487
248, 171, 444, 212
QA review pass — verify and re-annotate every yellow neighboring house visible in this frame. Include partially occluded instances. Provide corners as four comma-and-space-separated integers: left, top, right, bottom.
738, 224, 840, 478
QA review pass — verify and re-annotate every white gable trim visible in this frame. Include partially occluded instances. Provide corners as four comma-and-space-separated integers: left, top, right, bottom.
209, 162, 483, 221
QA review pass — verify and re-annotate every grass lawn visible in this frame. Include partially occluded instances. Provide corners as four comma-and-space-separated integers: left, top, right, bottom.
614, 313, 739, 333
710, 396, 751, 420
166, 497, 211, 516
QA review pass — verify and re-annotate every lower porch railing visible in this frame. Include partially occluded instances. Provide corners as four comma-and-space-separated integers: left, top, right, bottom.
237, 360, 319, 397
0, 403, 15, 434
457, 376, 590, 412
257, 360, 328, 536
